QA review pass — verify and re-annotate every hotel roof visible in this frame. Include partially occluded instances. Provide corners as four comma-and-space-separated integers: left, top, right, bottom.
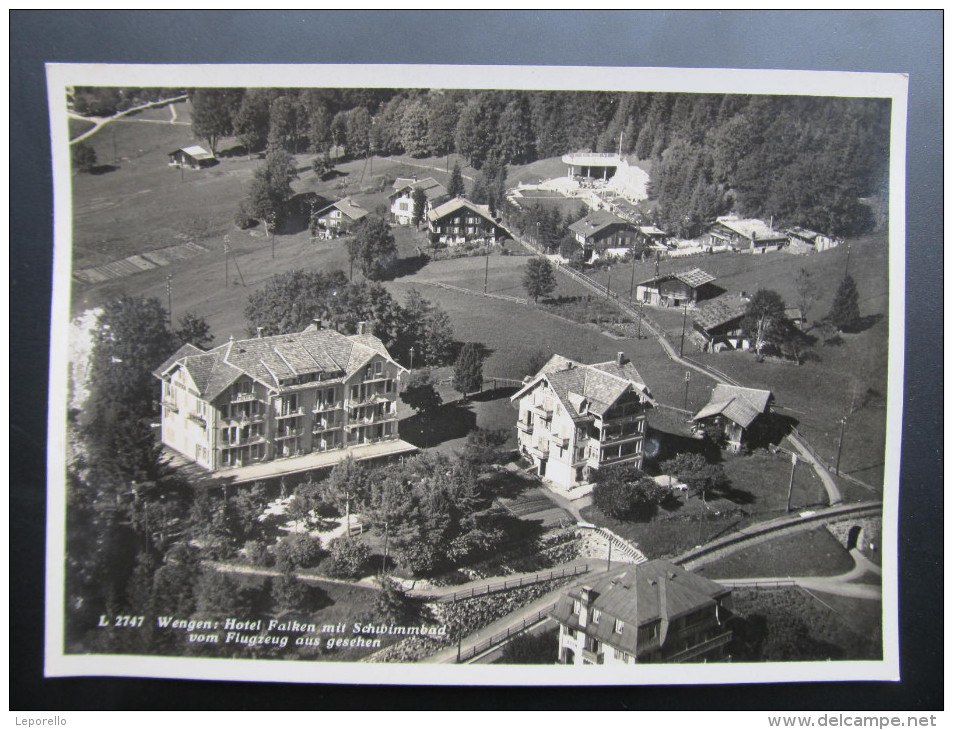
153, 324, 400, 400
511, 354, 653, 420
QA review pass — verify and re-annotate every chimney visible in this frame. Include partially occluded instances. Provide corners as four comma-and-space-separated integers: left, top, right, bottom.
617, 352, 626, 367
357, 321, 366, 335
256, 327, 264, 339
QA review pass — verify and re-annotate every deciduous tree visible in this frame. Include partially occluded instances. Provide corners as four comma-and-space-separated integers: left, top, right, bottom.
660, 453, 729, 504
522, 257, 557, 303
190, 88, 242, 155
174, 312, 213, 349
399, 370, 443, 415
71, 141, 97, 173
347, 216, 398, 281
743, 288, 787, 357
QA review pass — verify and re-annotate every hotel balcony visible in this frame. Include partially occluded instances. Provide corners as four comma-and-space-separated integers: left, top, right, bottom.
219, 434, 266, 449
667, 631, 733, 663
275, 408, 305, 420
312, 401, 343, 413
528, 403, 553, 421
312, 421, 342, 434
549, 434, 570, 449
161, 399, 179, 413
187, 413, 207, 429
273, 428, 304, 441
350, 392, 391, 407
516, 420, 533, 433
527, 442, 549, 459
581, 648, 605, 665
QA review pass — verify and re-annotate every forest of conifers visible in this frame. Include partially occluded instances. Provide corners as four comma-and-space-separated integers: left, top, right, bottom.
75, 86, 892, 238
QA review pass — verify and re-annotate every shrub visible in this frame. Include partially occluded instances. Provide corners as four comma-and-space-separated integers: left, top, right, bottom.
243, 539, 271, 567
234, 203, 255, 230
326, 537, 371, 579
273, 533, 323, 573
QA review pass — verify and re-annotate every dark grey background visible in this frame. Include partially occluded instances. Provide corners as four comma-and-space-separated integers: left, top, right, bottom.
10, 10, 942, 710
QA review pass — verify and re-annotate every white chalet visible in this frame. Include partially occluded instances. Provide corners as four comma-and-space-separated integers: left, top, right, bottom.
510, 353, 655, 489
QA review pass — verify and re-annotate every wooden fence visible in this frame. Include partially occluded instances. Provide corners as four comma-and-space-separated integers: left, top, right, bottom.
455, 603, 557, 663
436, 563, 590, 603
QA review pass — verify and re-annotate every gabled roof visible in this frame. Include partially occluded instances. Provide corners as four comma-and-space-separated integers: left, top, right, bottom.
427, 197, 496, 224
713, 215, 788, 242
153, 343, 205, 379
550, 561, 730, 656
693, 383, 773, 429
170, 145, 214, 160
315, 198, 369, 222
639, 268, 715, 289
511, 354, 653, 420
692, 297, 748, 332
389, 177, 448, 200
785, 226, 831, 243
568, 209, 631, 239
153, 325, 402, 400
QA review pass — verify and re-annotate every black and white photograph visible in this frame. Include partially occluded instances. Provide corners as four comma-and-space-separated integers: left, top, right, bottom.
43, 62, 907, 686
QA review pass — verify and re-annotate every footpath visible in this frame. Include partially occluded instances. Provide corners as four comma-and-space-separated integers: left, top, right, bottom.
69, 94, 189, 144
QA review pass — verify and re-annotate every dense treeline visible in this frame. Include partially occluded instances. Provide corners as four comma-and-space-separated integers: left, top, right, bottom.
187, 86, 889, 238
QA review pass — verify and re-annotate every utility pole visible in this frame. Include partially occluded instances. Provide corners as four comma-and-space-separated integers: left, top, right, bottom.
844, 240, 851, 278
484, 244, 490, 294
835, 415, 848, 476
637, 299, 644, 339
606, 266, 612, 299
683, 370, 691, 411
679, 305, 688, 356
607, 535, 612, 571
166, 275, 173, 326
629, 250, 637, 300
786, 452, 798, 512
223, 235, 229, 289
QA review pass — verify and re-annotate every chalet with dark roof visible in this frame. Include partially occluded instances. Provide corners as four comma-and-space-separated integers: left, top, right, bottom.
692, 384, 774, 452
569, 210, 639, 256
551, 560, 732, 665
426, 197, 503, 245
691, 295, 750, 351
636, 268, 717, 307
510, 353, 655, 489
153, 322, 404, 471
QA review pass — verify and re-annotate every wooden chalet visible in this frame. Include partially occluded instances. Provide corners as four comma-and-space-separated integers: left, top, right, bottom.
692, 384, 773, 453
635, 268, 716, 307
709, 215, 788, 253
168, 145, 215, 169
691, 296, 749, 352
426, 197, 503, 245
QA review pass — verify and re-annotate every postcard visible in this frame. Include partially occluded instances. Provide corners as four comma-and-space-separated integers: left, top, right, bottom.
44, 63, 907, 684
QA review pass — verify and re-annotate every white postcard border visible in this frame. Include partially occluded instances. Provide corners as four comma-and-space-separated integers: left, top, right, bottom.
45, 62, 908, 685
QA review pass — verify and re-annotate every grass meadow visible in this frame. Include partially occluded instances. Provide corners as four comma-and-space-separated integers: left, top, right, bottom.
69, 111, 890, 495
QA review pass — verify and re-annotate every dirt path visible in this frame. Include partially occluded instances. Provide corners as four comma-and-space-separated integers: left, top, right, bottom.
69, 94, 188, 144
716, 548, 882, 600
